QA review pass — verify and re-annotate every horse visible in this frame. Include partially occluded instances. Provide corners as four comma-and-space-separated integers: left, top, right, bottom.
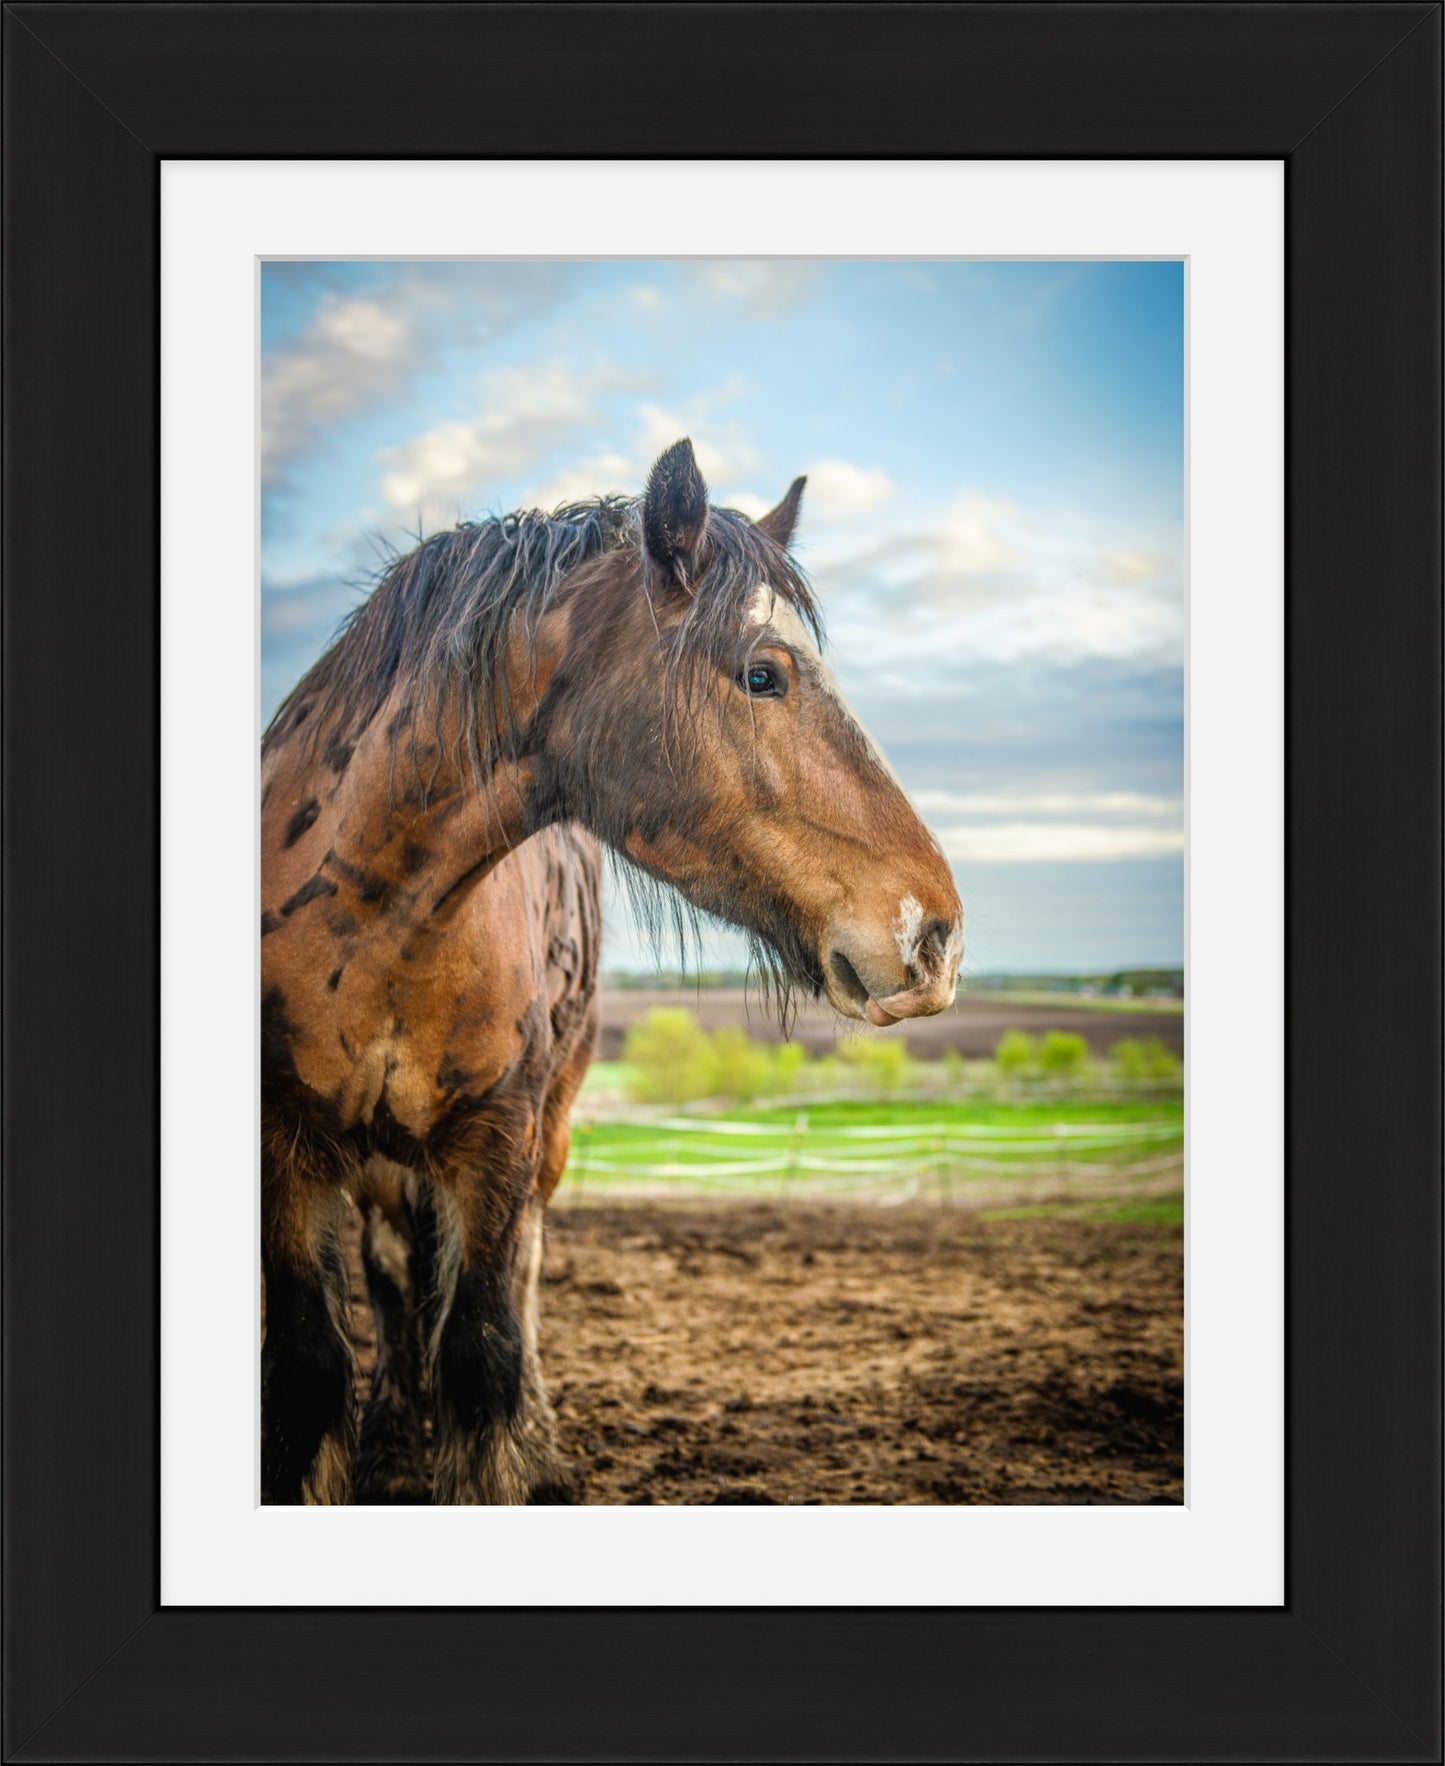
259, 438, 965, 1504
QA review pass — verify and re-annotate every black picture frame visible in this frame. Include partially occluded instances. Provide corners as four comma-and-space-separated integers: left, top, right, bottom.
3, 4, 1440, 1759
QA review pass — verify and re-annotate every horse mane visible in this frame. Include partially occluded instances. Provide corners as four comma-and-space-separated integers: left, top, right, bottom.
264, 495, 821, 780
263, 495, 825, 1021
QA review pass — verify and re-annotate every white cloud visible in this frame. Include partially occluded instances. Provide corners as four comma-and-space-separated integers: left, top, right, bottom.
263, 294, 416, 482
931, 494, 1020, 582
682, 261, 823, 318
803, 459, 894, 522
936, 823, 1184, 864
516, 392, 763, 513
816, 492, 1183, 669
912, 788, 1183, 866
314, 297, 407, 363
988, 585, 1182, 664
632, 405, 757, 488
377, 361, 640, 528
718, 491, 772, 520
262, 264, 569, 488
816, 492, 1021, 610
523, 451, 639, 510
827, 581, 1183, 673
914, 789, 1180, 822
1098, 547, 1169, 584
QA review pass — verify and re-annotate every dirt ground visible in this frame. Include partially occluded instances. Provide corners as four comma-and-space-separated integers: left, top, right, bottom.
349, 1201, 1183, 1505
596, 988, 1185, 1062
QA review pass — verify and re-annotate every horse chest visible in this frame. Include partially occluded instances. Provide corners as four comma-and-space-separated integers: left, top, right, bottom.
292, 968, 528, 1151
333, 1025, 422, 1137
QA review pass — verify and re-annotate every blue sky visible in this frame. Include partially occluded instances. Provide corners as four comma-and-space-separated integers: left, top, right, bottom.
261, 259, 1184, 974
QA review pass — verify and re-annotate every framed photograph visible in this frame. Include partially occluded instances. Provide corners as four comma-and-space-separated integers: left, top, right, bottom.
4, 4, 1439, 1760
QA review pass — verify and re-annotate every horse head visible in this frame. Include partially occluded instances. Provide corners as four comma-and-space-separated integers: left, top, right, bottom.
546, 439, 963, 1024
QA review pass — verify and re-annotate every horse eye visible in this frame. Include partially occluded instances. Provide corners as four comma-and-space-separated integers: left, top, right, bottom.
740, 663, 779, 697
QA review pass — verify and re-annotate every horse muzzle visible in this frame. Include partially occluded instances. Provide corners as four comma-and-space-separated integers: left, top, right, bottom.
861, 976, 958, 1026
824, 906, 963, 1024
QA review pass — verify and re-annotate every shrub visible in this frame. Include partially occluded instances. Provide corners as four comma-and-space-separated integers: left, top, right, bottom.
941, 1047, 965, 1093
811, 1052, 845, 1093
994, 1029, 1037, 1077
1038, 1030, 1090, 1078
1110, 1037, 1147, 1080
1110, 1036, 1181, 1081
1142, 1037, 1182, 1080
839, 1034, 914, 1094
710, 1027, 772, 1101
769, 1041, 808, 1094
623, 1008, 717, 1104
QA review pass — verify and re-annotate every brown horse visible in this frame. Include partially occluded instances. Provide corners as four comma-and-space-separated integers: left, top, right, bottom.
260, 438, 964, 1504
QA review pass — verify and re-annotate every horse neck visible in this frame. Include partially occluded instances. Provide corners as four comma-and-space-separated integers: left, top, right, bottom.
308, 692, 542, 924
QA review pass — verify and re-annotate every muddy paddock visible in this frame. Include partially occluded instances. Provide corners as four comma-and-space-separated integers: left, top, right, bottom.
347, 1201, 1183, 1505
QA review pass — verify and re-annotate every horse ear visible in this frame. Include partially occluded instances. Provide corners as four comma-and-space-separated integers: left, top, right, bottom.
755, 476, 806, 550
642, 438, 709, 585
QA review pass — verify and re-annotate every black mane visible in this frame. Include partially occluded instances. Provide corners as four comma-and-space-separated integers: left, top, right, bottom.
263, 495, 821, 782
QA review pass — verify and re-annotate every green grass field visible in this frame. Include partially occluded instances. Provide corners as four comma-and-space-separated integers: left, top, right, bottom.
562, 1094, 1184, 1200
715, 1097, 1183, 1129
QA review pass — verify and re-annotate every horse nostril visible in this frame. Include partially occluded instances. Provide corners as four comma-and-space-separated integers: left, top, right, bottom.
829, 949, 871, 1009
922, 918, 954, 961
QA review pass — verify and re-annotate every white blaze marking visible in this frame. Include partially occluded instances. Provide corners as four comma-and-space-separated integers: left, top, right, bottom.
895, 893, 925, 967
752, 583, 964, 976
746, 582, 776, 628
748, 583, 903, 783
748, 583, 825, 667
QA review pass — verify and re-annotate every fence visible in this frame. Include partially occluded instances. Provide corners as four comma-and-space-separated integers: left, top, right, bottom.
558, 1112, 1184, 1207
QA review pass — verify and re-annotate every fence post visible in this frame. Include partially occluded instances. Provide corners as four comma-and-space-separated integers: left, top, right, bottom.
935, 1135, 951, 1210
571, 1119, 591, 1206
781, 1110, 808, 1198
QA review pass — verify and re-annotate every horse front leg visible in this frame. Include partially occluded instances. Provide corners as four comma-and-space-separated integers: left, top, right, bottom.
422, 1130, 568, 1504
508, 1190, 575, 1503
425, 1175, 532, 1505
353, 1159, 431, 1503
261, 1141, 356, 1505
509, 1057, 595, 1504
